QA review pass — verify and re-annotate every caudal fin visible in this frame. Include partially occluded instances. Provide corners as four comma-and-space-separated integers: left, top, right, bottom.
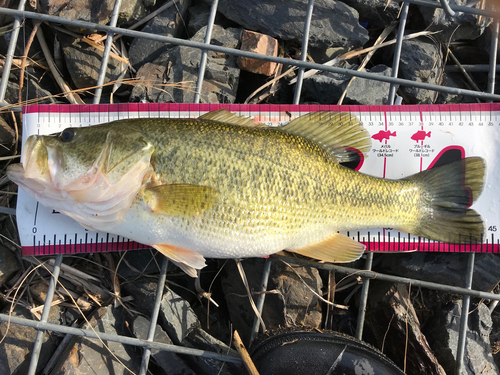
405, 157, 485, 244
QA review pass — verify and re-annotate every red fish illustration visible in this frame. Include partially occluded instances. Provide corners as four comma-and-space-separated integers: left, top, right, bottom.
411, 130, 431, 142
371, 130, 396, 142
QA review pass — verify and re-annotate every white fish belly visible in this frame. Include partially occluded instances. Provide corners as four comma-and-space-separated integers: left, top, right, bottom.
102, 204, 336, 259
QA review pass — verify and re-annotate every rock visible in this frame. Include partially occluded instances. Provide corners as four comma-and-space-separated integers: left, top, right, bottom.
130, 25, 241, 104
115, 250, 169, 279
419, 0, 491, 42
302, 63, 393, 105
122, 279, 158, 315
221, 258, 322, 344
425, 301, 499, 375
0, 305, 60, 375
122, 280, 200, 343
208, 0, 368, 50
270, 261, 323, 328
340, 0, 400, 29
160, 288, 201, 343
133, 315, 195, 375
182, 328, 240, 375
2, 78, 56, 106
128, 0, 191, 70
364, 282, 446, 375
377, 253, 500, 292
58, 32, 128, 89
436, 72, 478, 104
50, 305, 141, 374
38, 0, 150, 26
237, 30, 278, 76
187, 3, 212, 35
396, 38, 443, 104
0, 116, 15, 157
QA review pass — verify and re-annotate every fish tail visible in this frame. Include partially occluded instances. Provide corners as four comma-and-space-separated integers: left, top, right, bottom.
404, 157, 485, 243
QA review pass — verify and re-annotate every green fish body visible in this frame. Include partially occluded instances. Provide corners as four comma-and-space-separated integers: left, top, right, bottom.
7, 110, 485, 276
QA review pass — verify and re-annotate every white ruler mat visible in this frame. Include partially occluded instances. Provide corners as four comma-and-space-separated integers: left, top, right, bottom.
16, 103, 500, 255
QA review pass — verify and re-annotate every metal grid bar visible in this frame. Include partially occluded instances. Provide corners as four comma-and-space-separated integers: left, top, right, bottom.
1, 9, 500, 102
0, 313, 242, 363
488, 21, 499, 99
92, 0, 123, 104
1, 1, 498, 373
249, 258, 273, 343
456, 253, 475, 374
388, 2, 410, 105
27, 254, 63, 375
292, 0, 315, 105
139, 257, 169, 375
355, 252, 374, 340
274, 254, 500, 301
193, 0, 219, 104
0, 0, 27, 102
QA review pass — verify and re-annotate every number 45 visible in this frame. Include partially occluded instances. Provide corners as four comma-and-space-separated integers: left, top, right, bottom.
488, 226, 497, 232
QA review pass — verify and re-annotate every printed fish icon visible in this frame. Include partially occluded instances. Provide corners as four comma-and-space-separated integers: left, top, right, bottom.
411, 130, 431, 142
372, 130, 396, 142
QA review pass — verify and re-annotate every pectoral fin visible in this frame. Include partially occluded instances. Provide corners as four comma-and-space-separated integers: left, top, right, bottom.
143, 184, 219, 217
153, 244, 206, 278
289, 233, 365, 263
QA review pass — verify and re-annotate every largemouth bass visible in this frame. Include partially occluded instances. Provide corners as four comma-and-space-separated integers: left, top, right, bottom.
7, 110, 485, 277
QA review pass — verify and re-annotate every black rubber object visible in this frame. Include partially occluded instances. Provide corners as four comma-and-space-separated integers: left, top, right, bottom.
251, 331, 406, 375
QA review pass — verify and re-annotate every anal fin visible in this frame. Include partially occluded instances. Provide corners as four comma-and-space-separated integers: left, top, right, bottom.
153, 244, 206, 278
289, 233, 365, 263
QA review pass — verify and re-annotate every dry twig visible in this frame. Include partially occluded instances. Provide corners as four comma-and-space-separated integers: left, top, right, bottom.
233, 330, 260, 375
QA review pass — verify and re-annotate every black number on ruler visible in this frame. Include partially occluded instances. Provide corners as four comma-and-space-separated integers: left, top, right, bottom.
32, 227, 37, 233
488, 226, 497, 232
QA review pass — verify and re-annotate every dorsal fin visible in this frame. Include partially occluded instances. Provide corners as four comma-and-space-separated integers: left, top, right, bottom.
199, 109, 263, 128
277, 112, 371, 162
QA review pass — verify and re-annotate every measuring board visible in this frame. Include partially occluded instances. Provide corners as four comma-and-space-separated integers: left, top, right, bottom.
15, 103, 500, 256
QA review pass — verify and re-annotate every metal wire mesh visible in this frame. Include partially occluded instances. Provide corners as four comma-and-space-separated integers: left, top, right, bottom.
0, 0, 499, 374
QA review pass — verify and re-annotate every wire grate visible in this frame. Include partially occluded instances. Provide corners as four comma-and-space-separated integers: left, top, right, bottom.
0, 1, 499, 374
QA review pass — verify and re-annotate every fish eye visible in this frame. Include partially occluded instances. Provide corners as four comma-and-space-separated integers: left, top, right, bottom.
59, 128, 75, 142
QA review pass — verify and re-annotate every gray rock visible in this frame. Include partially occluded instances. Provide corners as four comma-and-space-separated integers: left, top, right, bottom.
182, 328, 240, 375
221, 258, 322, 344
0, 305, 60, 375
130, 25, 241, 104
122, 280, 200, 343
161, 288, 201, 343
0, 116, 16, 157
397, 38, 443, 104
425, 301, 499, 375
302, 63, 393, 105
436, 72, 478, 104
377, 253, 500, 292
128, 0, 191, 70
419, 0, 491, 42
122, 279, 158, 316
50, 305, 141, 374
38, 0, 150, 26
2, 79, 56, 106
133, 315, 195, 374
270, 261, 323, 328
115, 250, 166, 279
340, 0, 400, 29
187, 3, 212, 35
364, 282, 446, 374
58, 32, 128, 89
207, 0, 368, 49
